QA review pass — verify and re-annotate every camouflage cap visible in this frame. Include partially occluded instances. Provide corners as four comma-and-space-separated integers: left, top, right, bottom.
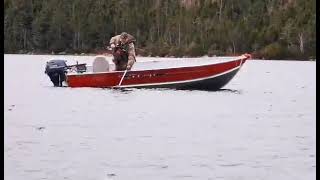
120, 32, 128, 39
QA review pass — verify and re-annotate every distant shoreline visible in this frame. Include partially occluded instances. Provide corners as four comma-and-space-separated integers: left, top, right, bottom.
4, 53, 315, 61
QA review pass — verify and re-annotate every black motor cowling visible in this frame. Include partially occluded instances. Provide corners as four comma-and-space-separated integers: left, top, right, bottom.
45, 60, 67, 87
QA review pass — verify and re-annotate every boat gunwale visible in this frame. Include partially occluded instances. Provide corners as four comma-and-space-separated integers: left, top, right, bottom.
67, 55, 248, 77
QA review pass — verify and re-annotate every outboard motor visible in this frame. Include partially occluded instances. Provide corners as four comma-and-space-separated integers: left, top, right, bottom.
45, 60, 67, 87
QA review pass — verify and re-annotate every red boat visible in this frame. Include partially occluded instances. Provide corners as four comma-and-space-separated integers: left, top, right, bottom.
45, 54, 251, 90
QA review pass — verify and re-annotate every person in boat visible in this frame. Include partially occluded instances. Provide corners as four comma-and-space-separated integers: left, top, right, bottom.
109, 32, 136, 71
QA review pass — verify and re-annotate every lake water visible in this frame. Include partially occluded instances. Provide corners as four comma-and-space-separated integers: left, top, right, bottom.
4, 54, 316, 180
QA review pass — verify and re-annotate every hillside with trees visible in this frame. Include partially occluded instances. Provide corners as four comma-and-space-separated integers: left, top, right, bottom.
4, 0, 316, 60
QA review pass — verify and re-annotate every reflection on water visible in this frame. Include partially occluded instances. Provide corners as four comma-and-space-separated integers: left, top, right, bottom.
218, 88, 242, 94
113, 87, 242, 94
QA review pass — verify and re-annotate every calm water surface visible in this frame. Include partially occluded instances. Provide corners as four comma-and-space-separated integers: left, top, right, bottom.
4, 55, 316, 180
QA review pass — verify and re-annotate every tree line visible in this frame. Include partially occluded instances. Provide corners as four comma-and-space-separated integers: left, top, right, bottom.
4, 0, 316, 60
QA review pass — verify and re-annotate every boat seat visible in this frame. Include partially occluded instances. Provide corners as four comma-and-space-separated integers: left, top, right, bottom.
92, 56, 110, 72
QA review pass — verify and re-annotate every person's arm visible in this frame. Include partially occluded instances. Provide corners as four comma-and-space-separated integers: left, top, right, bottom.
109, 37, 116, 49
126, 42, 136, 70
128, 42, 136, 56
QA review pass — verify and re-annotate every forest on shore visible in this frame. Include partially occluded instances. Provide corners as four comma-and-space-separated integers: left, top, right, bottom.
4, 0, 316, 60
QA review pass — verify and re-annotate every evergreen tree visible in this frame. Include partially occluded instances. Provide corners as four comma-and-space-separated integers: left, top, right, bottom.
4, 0, 316, 60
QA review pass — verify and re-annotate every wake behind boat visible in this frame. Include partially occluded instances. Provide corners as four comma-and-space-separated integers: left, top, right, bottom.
45, 54, 251, 90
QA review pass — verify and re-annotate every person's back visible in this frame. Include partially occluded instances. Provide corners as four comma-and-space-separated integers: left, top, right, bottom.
109, 32, 136, 71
